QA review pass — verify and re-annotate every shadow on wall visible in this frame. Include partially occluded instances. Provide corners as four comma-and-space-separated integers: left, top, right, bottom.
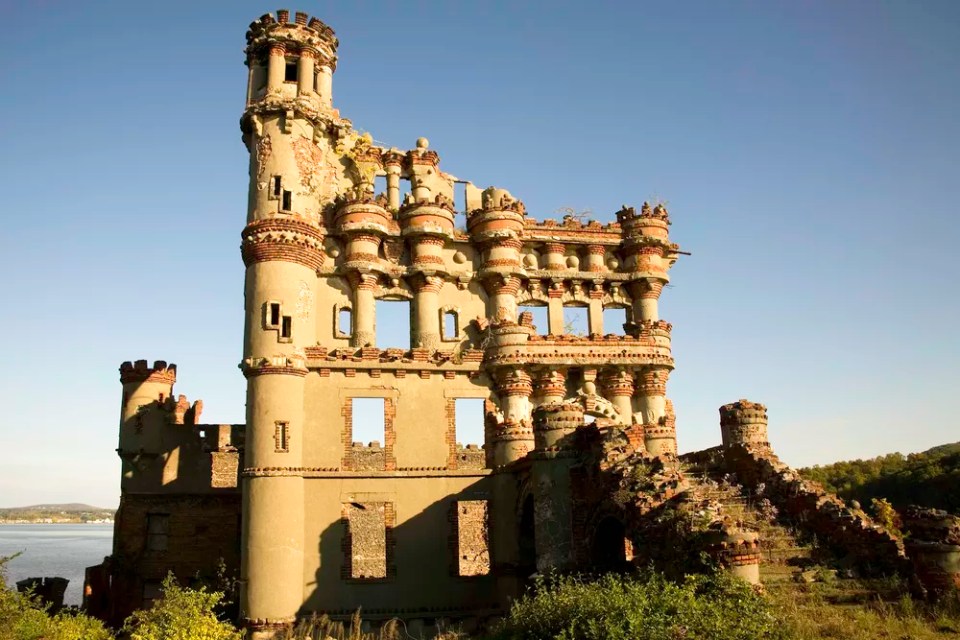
305, 477, 501, 627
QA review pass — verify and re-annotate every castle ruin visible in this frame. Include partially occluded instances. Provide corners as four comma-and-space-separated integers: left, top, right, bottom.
85, 9, 946, 638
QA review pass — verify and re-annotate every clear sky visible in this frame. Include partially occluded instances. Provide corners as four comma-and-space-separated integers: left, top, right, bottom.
1, 1, 958, 508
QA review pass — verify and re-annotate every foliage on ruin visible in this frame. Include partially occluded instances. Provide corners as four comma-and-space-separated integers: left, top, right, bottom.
121, 574, 241, 640
490, 571, 786, 640
0, 555, 112, 640
799, 442, 960, 514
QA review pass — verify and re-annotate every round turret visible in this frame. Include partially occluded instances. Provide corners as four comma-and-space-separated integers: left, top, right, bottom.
533, 402, 584, 451
719, 399, 769, 449
118, 360, 177, 458
244, 10, 338, 109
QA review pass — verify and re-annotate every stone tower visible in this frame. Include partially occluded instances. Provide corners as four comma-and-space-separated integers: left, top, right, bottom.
239, 10, 337, 637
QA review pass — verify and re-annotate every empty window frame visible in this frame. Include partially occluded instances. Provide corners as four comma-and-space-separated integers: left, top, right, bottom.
373, 174, 387, 199
271, 176, 282, 199
274, 421, 289, 453
145, 514, 169, 552
454, 398, 485, 447
374, 299, 410, 348
351, 398, 385, 447
518, 304, 548, 334
442, 309, 459, 341
280, 315, 293, 342
602, 306, 629, 335
562, 305, 589, 336
337, 305, 353, 339
281, 190, 292, 211
266, 302, 281, 328
284, 60, 298, 82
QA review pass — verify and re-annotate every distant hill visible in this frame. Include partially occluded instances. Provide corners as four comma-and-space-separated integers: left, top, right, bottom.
0, 504, 115, 523
799, 442, 960, 514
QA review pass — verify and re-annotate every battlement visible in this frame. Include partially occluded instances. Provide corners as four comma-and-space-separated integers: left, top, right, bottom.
245, 10, 338, 63
119, 359, 177, 385
616, 202, 671, 225
719, 399, 768, 427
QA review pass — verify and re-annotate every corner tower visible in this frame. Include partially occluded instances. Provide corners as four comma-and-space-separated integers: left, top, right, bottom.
239, 10, 338, 638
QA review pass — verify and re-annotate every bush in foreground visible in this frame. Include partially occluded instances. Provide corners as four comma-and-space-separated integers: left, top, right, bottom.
491, 571, 786, 640
121, 575, 242, 640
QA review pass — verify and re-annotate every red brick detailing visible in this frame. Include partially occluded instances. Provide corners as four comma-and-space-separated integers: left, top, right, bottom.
383, 398, 396, 471
445, 398, 458, 469
241, 218, 325, 272
636, 367, 670, 396
495, 369, 533, 397
340, 502, 396, 582
340, 398, 352, 470
534, 369, 566, 398
587, 244, 606, 256
637, 280, 665, 300
443, 371, 456, 380
243, 365, 307, 378
599, 369, 634, 397
448, 500, 491, 577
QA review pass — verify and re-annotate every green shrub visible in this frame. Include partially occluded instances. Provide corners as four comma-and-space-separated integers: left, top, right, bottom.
122, 574, 241, 640
491, 571, 787, 640
0, 554, 112, 640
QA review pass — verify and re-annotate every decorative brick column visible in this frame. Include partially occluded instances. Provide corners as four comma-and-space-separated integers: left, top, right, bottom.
347, 272, 378, 347
598, 368, 634, 425
707, 527, 762, 585
635, 366, 674, 456
533, 369, 567, 406
410, 274, 443, 350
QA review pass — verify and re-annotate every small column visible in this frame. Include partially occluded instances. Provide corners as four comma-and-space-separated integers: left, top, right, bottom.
411, 275, 442, 350
533, 369, 566, 406
635, 365, 674, 456
266, 43, 286, 93
495, 369, 533, 425
633, 279, 663, 323
316, 65, 333, 108
707, 528, 762, 585
383, 153, 403, 210
484, 276, 521, 323
588, 283, 604, 334
349, 273, 378, 347
297, 48, 316, 96
599, 369, 634, 425
547, 282, 564, 334
542, 243, 565, 271
585, 245, 606, 272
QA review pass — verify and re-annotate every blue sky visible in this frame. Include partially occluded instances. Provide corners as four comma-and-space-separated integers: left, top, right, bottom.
1, 1, 957, 508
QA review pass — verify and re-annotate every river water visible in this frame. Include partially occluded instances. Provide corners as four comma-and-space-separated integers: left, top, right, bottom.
0, 524, 113, 606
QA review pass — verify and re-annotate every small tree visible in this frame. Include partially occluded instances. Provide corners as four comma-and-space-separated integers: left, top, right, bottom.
123, 574, 242, 640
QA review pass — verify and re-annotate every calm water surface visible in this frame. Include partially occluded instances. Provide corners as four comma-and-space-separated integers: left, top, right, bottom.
0, 524, 113, 605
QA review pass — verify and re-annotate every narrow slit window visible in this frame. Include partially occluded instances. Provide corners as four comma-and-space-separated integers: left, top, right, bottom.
602, 307, 628, 335
273, 176, 282, 198
284, 61, 298, 82
274, 421, 289, 453
281, 315, 292, 340
562, 305, 589, 336
373, 175, 387, 199
443, 311, 458, 340
268, 303, 281, 327
313, 71, 320, 92
338, 307, 353, 337
281, 190, 292, 211
455, 398, 484, 447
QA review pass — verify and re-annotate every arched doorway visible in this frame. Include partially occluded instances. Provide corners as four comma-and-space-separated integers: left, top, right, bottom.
518, 494, 536, 577
591, 516, 627, 572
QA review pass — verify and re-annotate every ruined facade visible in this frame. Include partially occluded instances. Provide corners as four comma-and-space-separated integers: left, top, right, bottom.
92, 9, 945, 639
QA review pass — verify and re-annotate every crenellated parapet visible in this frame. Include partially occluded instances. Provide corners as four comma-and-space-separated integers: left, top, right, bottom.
119, 360, 177, 386
719, 399, 769, 449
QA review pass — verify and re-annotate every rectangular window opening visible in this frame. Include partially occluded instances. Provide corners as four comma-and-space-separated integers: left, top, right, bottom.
398, 178, 412, 204
338, 307, 353, 337
146, 514, 169, 552
443, 311, 459, 340
454, 181, 468, 214
455, 398, 485, 447
284, 61, 298, 82
375, 299, 410, 348
602, 307, 628, 335
272, 176, 282, 198
274, 421, 289, 453
281, 315, 292, 340
269, 303, 281, 327
373, 175, 387, 199
562, 305, 589, 336
518, 305, 549, 335
281, 190, 292, 211
351, 397, 386, 447
313, 71, 320, 92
